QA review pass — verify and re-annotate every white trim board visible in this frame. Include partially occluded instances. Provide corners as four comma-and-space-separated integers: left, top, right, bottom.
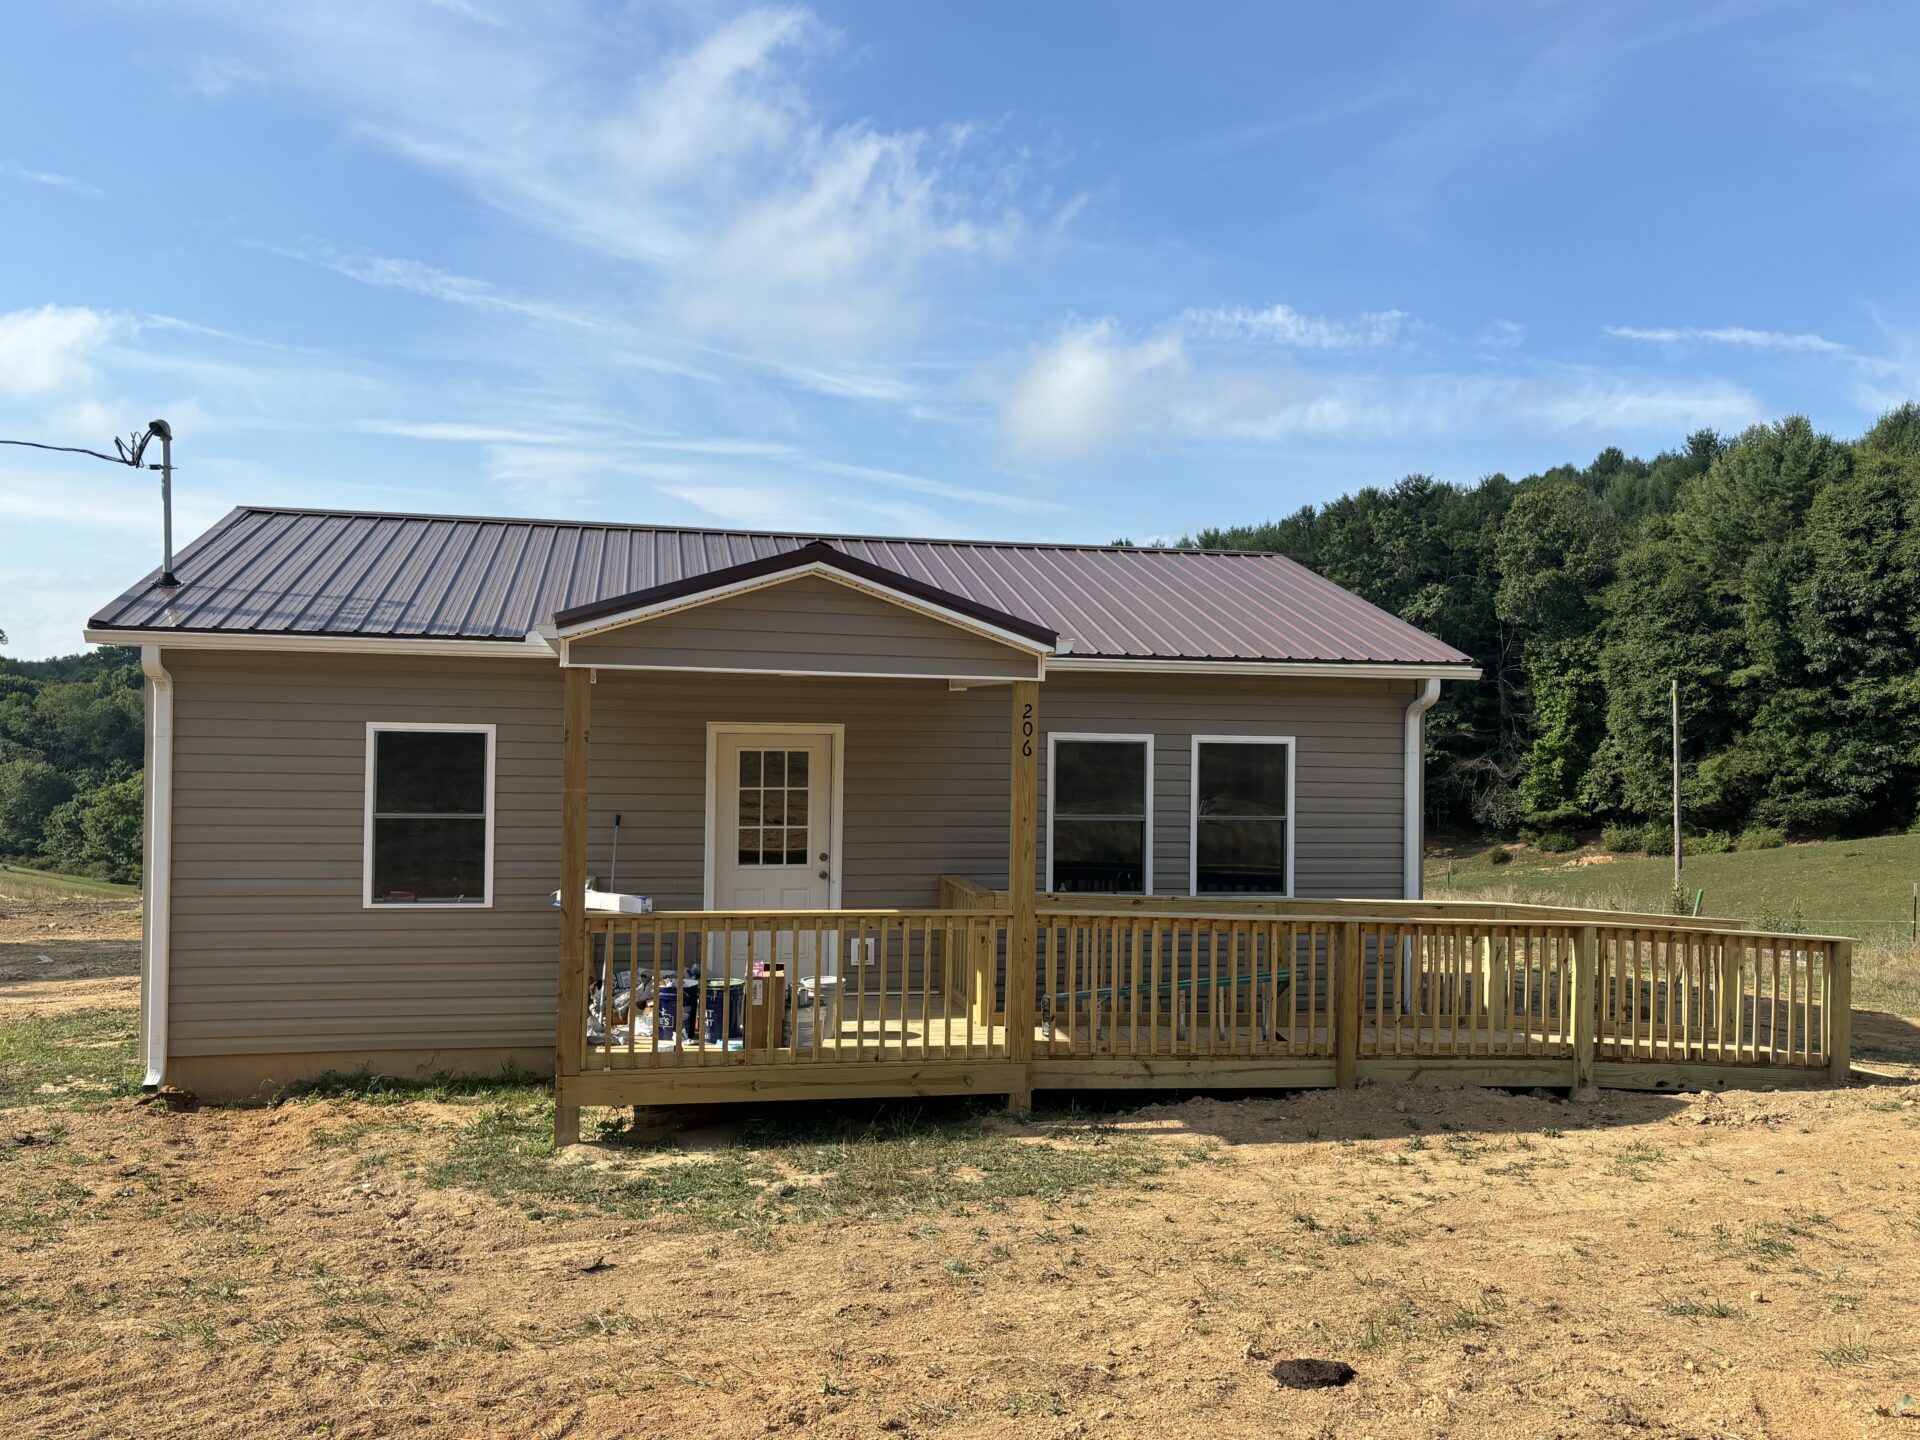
554, 563, 1056, 658
703, 722, 847, 911
555, 644, 1043, 684
362, 721, 497, 910
1188, 734, 1296, 900
1047, 656, 1480, 680
85, 626, 1475, 681
1045, 731, 1155, 896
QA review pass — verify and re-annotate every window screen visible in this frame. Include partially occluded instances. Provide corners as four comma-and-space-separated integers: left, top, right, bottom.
1050, 738, 1148, 893
1194, 740, 1290, 894
369, 728, 490, 904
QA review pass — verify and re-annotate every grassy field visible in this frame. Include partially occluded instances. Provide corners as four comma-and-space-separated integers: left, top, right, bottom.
0, 864, 140, 903
1426, 831, 1920, 942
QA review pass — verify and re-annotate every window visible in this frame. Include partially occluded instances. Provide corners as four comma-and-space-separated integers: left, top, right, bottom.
1190, 736, 1293, 896
364, 723, 494, 906
736, 746, 810, 866
1047, 734, 1152, 893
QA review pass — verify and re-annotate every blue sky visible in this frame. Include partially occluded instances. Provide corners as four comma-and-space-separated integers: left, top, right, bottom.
2, 1, 1916, 657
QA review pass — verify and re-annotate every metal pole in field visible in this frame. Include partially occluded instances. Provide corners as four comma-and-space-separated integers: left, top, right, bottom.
1671, 677, 1682, 894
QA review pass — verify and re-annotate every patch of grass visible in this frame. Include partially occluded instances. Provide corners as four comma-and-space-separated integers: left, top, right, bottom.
0, 1007, 139, 1109
1820, 1336, 1873, 1369
1609, 1141, 1670, 1182
0, 863, 140, 902
277, 1063, 549, 1107
1002, 1390, 1066, 1417
428, 1098, 1189, 1230
1660, 1294, 1743, 1319
1428, 830, 1920, 945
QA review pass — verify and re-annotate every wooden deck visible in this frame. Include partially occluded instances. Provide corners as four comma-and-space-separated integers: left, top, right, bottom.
556, 880, 1853, 1125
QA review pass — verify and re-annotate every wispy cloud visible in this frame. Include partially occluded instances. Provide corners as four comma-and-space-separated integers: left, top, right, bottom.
172, 54, 269, 99
1, 161, 105, 199
998, 315, 1763, 463
1605, 325, 1846, 354
1182, 302, 1412, 349
185, 3, 1058, 353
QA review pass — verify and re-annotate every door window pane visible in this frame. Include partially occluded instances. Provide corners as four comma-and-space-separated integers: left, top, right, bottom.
1194, 741, 1291, 894
370, 728, 490, 904
1051, 739, 1148, 893
734, 747, 813, 868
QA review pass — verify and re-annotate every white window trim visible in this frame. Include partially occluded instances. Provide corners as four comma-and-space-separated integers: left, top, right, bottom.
1045, 731, 1155, 895
363, 721, 497, 910
703, 723, 847, 910
1188, 734, 1296, 899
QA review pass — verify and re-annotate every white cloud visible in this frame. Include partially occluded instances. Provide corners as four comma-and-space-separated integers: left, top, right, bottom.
0, 305, 122, 398
999, 320, 1189, 463
173, 54, 270, 99
1, 162, 105, 199
1605, 325, 1846, 354
998, 314, 1763, 462
188, 3, 1047, 352
1183, 302, 1411, 349
655, 481, 959, 537
1478, 319, 1526, 349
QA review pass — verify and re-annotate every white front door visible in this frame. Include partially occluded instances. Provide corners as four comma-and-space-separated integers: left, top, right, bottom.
710, 729, 836, 912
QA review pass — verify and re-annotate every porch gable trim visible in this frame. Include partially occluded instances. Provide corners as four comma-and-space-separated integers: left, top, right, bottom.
550, 542, 1061, 656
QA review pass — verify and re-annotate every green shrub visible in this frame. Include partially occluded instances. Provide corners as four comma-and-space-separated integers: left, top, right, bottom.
1736, 825, 1785, 852
1485, 845, 1513, 866
1682, 830, 1732, 856
1534, 830, 1579, 853
1601, 823, 1642, 854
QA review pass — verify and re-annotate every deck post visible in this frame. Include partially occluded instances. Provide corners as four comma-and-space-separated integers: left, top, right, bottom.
1004, 679, 1039, 1114
1570, 924, 1598, 1100
1827, 939, 1852, 1085
1334, 920, 1361, 1088
554, 666, 591, 1147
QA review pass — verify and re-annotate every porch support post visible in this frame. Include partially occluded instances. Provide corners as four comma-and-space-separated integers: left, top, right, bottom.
1005, 679, 1039, 1114
1827, 939, 1852, 1085
1335, 920, 1361, 1088
554, 666, 591, 1146
1570, 924, 1598, 1100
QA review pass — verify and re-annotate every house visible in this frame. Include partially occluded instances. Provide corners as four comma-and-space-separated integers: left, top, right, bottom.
87, 506, 1849, 1134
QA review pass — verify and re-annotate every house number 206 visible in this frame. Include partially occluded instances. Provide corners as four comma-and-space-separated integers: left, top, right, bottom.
1021, 703, 1034, 757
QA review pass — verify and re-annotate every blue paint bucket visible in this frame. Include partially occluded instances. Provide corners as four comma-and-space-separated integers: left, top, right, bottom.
657, 974, 747, 1045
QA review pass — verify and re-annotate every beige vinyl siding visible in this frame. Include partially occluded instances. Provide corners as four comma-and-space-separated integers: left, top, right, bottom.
160, 652, 1412, 1064
164, 651, 561, 1057
568, 574, 1042, 679
585, 670, 1006, 908
1036, 674, 1414, 899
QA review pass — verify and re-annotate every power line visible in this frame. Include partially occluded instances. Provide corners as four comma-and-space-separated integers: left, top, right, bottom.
0, 436, 140, 466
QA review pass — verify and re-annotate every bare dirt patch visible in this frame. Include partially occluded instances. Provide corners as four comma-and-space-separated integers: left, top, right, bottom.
4, 888, 1919, 1437
0, 888, 141, 1019
3, 1077, 1919, 1439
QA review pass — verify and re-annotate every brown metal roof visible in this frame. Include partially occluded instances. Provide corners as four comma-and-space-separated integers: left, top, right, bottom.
89, 506, 1475, 666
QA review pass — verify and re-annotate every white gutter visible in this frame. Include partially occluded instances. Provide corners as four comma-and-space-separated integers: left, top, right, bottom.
84, 629, 556, 660
1048, 656, 1481, 680
140, 646, 174, 1090
1403, 678, 1441, 900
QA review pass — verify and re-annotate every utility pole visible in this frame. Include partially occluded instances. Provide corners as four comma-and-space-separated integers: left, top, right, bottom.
0, 421, 178, 589
1671, 677, 1682, 894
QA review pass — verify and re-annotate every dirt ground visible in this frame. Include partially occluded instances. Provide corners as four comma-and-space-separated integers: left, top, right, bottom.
0, 885, 141, 1018
4, 895, 1920, 1439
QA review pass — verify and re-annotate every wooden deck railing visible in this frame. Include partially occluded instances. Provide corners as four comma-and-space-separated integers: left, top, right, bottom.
582, 908, 1012, 1070
558, 885, 1852, 1118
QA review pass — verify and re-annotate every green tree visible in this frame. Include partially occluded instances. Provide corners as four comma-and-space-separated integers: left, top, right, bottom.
0, 755, 72, 855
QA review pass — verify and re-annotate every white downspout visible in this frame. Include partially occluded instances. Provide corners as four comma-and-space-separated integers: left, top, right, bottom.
1402, 678, 1441, 900
140, 646, 174, 1091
